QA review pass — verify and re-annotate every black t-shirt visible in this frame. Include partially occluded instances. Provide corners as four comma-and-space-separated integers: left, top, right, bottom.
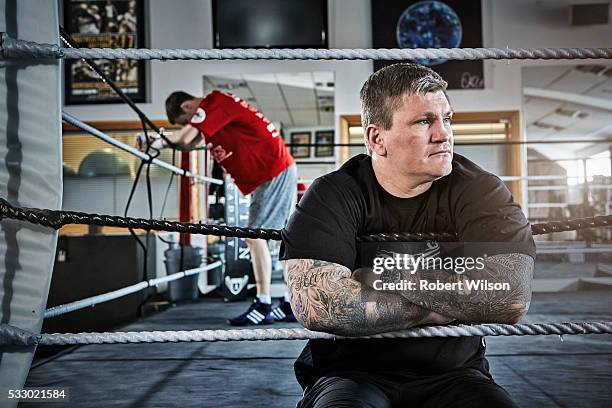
281, 153, 535, 388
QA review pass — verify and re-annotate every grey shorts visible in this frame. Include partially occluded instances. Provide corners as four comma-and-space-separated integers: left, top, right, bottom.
248, 164, 297, 230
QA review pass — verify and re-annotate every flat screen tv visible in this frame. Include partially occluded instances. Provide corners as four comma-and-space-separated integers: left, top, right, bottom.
212, 0, 328, 48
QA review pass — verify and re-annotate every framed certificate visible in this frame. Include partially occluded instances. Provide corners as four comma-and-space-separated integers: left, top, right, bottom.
290, 132, 311, 158
315, 130, 334, 157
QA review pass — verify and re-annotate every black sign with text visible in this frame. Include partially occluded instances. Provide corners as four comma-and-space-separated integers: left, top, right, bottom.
222, 175, 252, 301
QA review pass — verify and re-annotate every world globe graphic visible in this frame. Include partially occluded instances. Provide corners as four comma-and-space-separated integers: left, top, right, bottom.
396, 1, 463, 66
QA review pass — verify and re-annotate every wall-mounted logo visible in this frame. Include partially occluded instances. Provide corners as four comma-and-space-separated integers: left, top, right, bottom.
191, 107, 206, 124
224, 275, 249, 295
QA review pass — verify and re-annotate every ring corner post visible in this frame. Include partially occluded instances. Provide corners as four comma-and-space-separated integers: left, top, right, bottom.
0, 0, 62, 403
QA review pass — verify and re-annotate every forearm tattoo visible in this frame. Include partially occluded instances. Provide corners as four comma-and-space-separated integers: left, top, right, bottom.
285, 259, 430, 336
399, 253, 534, 324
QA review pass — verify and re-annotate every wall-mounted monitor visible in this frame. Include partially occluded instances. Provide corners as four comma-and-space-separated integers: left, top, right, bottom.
212, 0, 328, 48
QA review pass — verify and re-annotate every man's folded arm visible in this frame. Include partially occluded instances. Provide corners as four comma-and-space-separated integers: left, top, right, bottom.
399, 253, 534, 325
420, 173, 536, 325
285, 258, 450, 337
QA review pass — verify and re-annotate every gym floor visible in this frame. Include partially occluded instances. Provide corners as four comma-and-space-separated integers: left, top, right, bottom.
24, 285, 612, 407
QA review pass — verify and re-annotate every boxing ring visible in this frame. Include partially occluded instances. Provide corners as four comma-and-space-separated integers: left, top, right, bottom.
2, 0, 612, 406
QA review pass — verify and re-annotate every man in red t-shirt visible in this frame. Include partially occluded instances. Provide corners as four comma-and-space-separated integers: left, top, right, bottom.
141, 90, 297, 326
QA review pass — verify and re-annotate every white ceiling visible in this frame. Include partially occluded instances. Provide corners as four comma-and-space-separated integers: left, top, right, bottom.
202, 72, 335, 128
522, 64, 612, 160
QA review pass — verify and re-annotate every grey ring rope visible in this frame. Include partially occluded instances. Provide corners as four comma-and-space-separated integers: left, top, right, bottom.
2, 32, 611, 348
1, 321, 611, 346
2, 35, 612, 61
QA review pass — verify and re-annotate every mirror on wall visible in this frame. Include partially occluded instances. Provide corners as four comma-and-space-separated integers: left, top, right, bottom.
522, 64, 612, 224
202, 72, 336, 181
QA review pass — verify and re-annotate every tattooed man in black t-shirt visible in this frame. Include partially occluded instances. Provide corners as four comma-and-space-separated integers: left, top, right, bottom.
281, 63, 535, 407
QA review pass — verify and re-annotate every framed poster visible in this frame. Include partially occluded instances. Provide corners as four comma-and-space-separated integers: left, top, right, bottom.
315, 130, 334, 157
64, 0, 147, 104
290, 132, 311, 158
371, 0, 484, 90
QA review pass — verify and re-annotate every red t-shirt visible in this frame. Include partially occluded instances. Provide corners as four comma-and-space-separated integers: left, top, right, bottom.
189, 91, 294, 195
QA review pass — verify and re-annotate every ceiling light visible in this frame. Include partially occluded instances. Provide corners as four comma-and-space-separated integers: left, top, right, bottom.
454, 134, 507, 141
575, 65, 608, 75
451, 123, 506, 132
533, 121, 565, 131
554, 107, 589, 119
349, 126, 364, 136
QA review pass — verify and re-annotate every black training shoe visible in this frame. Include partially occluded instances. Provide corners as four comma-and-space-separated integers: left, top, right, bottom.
271, 300, 297, 322
228, 299, 274, 326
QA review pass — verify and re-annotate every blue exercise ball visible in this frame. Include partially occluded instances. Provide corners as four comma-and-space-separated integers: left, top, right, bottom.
396, 1, 463, 66
78, 148, 131, 177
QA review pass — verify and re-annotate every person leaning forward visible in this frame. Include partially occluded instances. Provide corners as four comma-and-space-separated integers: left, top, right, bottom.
138, 89, 298, 326
280, 63, 535, 408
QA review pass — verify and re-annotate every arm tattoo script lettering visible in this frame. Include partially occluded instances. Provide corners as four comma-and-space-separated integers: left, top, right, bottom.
286, 259, 431, 337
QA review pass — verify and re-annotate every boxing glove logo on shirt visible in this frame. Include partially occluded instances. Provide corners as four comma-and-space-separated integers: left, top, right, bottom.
191, 107, 206, 124
207, 142, 233, 163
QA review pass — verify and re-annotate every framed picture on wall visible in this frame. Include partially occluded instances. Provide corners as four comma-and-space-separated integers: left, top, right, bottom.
63, 0, 147, 104
315, 130, 334, 157
290, 132, 311, 158
371, 0, 484, 89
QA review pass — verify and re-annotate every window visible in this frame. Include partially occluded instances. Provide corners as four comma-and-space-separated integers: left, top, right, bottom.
61, 120, 199, 234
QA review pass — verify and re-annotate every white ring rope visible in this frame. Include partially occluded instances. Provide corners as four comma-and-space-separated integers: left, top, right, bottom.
44, 261, 222, 318
62, 112, 223, 185
1, 321, 611, 346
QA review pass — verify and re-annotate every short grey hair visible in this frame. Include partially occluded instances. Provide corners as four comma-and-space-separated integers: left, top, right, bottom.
360, 63, 448, 154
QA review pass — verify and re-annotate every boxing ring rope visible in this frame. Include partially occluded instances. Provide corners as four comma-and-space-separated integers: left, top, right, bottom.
283, 138, 612, 148
1, 197, 612, 242
2, 196, 610, 345
2, 35, 612, 61
43, 261, 222, 319
301, 175, 602, 185
1, 321, 611, 347
62, 111, 223, 185
2, 33, 612, 349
